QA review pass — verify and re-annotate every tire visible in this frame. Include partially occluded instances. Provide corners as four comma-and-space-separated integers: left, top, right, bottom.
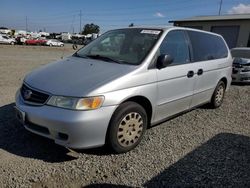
60, 44, 64, 47
107, 102, 147, 153
10, 41, 14, 45
72, 44, 78, 50
49, 43, 52, 47
210, 81, 226, 108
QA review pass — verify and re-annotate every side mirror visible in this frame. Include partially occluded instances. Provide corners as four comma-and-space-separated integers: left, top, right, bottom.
156, 54, 174, 69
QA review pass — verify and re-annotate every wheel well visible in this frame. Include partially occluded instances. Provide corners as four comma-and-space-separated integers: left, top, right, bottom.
123, 96, 152, 127
220, 77, 228, 89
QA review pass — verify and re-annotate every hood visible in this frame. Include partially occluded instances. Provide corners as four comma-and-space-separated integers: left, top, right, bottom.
24, 56, 136, 97
233, 57, 250, 65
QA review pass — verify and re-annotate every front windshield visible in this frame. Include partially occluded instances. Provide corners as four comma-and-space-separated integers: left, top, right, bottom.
233, 57, 250, 64
75, 28, 162, 65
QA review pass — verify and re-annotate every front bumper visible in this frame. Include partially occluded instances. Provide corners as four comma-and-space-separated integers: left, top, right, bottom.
15, 90, 117, 149
232, 71, 250, 83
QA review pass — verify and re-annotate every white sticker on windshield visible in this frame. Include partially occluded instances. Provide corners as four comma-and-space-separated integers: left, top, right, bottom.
141, 30, 161, 35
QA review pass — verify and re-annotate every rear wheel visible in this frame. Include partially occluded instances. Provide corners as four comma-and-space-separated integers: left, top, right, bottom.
49, 43, 52, 47
107, 102, 147, 153
210, 81, 225, 108
10, 41, 14, 45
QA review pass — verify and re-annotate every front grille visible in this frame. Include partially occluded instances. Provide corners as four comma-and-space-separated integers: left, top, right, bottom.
21, 84, 50, 105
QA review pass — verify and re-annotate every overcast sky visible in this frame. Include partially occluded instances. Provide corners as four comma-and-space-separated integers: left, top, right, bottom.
0, 0, 250, 33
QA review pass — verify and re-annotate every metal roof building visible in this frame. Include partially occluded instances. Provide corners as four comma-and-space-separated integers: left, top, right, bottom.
170, 14, 250, 49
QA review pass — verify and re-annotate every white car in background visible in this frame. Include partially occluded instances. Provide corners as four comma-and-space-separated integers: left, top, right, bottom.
46, 39, 64, 47
0, 35, 16, 45
231, 48, 250, 83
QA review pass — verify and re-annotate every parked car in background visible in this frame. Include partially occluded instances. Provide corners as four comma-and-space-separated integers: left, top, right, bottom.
25, 38, 47, 45
46, 39, 64, 47
15, 27, 232, 153
231, 48, 250, 83
15, 36, 27, 45
0, 35, 16, 45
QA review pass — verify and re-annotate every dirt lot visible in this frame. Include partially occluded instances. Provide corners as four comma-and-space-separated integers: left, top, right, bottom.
0, 44, 249, 187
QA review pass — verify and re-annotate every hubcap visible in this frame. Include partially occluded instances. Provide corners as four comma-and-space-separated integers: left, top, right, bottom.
117, 112, 143, 147
215, 85, 224, 105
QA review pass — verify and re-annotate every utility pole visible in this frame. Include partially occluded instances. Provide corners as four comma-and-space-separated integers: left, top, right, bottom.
218, 0, 223, 15
25, 16, 28, 31
79, 10, 82, 33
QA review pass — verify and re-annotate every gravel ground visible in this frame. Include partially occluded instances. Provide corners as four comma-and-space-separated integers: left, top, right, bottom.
0, 44, 249, 188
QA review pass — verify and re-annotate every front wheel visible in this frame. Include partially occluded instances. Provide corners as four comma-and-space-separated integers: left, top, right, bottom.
210, 81, 226, 108
107, 102, 147, 153
72, 44, 78, 50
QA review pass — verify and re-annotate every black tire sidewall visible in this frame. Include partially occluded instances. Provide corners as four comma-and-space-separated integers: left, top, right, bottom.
72, 44, 78, 50
108, 102, 147, 153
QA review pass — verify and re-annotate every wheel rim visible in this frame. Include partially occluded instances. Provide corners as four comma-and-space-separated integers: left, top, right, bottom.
117, 112, 143, 147
215, 85, 224, 105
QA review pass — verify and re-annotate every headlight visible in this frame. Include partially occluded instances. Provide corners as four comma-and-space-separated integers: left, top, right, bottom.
47, 96, 104, 110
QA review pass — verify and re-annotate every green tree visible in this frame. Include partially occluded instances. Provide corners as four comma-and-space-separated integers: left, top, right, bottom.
81, 23, 100, 35
10, 30, 15, 36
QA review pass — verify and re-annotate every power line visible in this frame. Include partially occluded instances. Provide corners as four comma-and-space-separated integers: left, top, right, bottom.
218, 0, 223, 15
80, 10, 82, 33
25, 16, 28, 31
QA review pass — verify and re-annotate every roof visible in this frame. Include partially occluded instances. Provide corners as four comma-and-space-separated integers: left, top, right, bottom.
119, 26, 174, 31
169, 14, 250, 23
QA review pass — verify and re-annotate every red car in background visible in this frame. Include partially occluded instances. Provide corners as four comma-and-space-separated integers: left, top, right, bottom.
25, 38, 47, 45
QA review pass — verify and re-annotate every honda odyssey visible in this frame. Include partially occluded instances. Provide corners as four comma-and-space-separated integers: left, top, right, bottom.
15, 27, 232, 153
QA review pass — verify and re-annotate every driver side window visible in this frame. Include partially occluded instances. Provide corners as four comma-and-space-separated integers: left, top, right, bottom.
160, 30, 190, 65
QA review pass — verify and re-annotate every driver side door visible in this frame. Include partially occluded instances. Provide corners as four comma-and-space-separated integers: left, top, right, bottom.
154, 30, 195, 122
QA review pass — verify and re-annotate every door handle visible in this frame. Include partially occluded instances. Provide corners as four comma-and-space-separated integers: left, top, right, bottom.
187, 71, 194, 78
197, 69, 203, 76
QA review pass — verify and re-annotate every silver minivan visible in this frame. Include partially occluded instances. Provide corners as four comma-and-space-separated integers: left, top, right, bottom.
15, 27, 232, 153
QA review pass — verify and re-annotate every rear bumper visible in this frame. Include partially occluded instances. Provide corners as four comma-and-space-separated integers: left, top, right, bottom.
15, 90, 117, 149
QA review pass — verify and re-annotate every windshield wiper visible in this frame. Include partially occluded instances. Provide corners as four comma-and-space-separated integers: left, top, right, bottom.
86, 54, 125, 64
73, 52, 88, 59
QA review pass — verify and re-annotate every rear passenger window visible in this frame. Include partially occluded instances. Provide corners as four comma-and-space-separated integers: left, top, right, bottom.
187, 30, 228, 62
160, 30, 190, 65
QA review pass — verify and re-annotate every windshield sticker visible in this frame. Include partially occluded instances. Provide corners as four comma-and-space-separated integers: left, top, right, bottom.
141, 30, 161, 35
